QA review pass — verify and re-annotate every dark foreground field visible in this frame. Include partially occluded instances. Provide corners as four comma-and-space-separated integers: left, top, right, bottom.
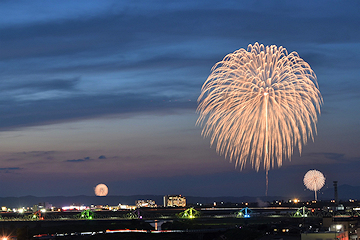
0, 216, 308, 240
85, 228, 263, 240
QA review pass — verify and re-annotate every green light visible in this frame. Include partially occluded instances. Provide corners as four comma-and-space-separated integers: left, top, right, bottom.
179, 208, 200, 219
78, 209, 94, 220
292, 206, 310, 218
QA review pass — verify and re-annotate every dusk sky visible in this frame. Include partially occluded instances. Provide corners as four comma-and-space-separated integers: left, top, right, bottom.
0, 0, 359, 199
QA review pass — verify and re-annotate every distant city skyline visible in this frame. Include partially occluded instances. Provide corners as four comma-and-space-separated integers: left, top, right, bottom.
0, 0, 359, 197
0, 183, 359, 209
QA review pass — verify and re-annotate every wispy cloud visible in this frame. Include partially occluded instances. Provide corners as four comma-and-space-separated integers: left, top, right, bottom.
304, 152, 360, 164
0, 93, 196, 130
0, 167, 22, 173
305, 152, 345, 162
65, 157, 91, 163
0, 1, 358, 131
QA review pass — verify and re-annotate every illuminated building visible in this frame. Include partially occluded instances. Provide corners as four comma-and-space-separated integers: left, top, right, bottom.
163, 195, 186, 207
118, 204, 136, 210
136, 200, 157, 208
301, 231, 348, 240
322, 216, 357, 240
33, 202, 53, 212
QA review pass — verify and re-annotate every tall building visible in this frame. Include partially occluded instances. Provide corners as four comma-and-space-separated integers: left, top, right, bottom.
163, 195, 186, 207
333, 181, 338, 203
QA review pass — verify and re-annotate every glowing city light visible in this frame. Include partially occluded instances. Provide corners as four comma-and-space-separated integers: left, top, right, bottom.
197, 42, 322, 194
62, 205, 87, 211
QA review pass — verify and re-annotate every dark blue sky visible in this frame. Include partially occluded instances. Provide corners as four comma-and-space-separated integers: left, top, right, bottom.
0, 0, 359, 199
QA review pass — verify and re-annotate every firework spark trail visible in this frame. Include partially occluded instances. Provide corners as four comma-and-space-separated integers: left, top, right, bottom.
303, 170, 325, 200
197, 43, 322, 194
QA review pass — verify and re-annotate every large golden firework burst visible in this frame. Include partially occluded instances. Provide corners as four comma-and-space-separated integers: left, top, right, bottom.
197, 43, 322, 192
